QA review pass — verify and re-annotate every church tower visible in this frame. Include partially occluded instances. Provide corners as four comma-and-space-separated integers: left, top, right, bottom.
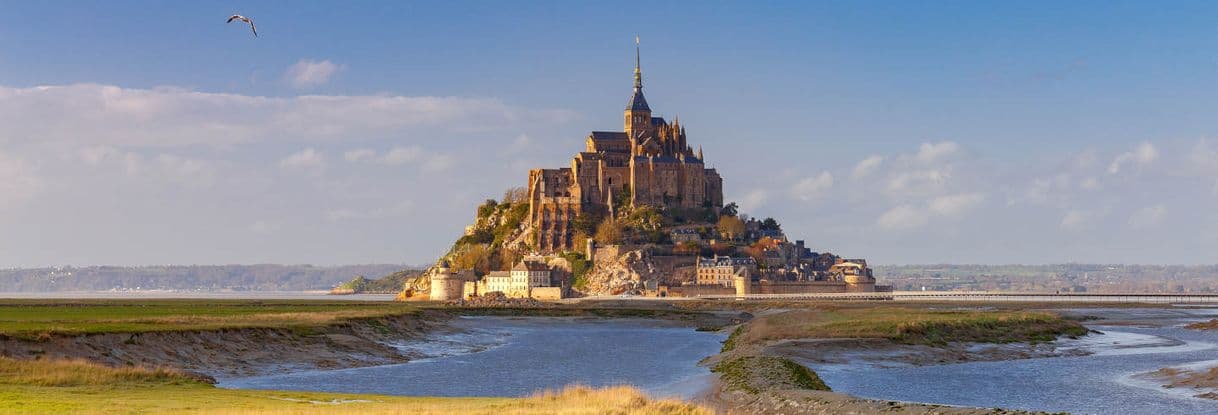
624, 36, 651, 145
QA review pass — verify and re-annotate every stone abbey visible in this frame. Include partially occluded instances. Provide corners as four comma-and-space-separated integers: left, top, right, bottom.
527, 44, 724, 252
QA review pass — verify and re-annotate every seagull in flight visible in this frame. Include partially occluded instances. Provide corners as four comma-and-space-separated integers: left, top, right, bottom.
226, 14, 257, 37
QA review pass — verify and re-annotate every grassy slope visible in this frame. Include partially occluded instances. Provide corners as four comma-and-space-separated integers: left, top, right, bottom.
0, 358, 708, 415
0, 299, 419, 339
736, 306, 1088, 347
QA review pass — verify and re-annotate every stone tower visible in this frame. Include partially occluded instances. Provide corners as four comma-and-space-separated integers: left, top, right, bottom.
734, 268, 751, 299
624, 36, 651, 142
429, 260, 464, 301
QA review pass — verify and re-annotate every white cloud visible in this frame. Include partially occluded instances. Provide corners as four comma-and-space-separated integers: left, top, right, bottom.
151, 154, 215, 186
927, 193, 985, 217
875, 192, 984, 231
734, 189, 768, 213
341, 146, 452, 171
0, 151, 40, 207
790, 171, 833, 201
1079, 177, 1099, 190
1107, 141, 1157, 174
380, 146, 423, 165
422, 153, 454, 172
1128, 204, 1166, 229
248, 220, 278, 235
343, 148, 376, 162
886, 168, 950, 197
77, 146, 124, 166
279, 148, 325, 169
1060, 209, 1092, 230
509, 134, 532, 153
325, 200, 415, 222
913, 141, 959, 164
284, 59, 344, 89
876, 205, 928, 230
851, 155, 884, 179
0, 83, 577, 148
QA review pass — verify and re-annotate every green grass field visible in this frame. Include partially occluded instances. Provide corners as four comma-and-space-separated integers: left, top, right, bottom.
0, 299, 419, 340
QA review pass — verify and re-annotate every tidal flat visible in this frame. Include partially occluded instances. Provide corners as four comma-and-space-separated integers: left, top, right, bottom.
1, 297, 1199, 414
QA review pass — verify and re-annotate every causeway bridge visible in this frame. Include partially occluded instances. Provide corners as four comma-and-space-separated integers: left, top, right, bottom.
693, 291, 1218, 303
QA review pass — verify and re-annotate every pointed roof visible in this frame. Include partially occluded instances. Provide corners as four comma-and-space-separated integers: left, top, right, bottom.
627, 88, 649, 112
626, 36, 651, 112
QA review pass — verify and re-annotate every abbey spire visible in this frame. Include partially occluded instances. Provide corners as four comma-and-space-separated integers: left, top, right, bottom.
633, 35, 643, 90
625, 36, 652, 140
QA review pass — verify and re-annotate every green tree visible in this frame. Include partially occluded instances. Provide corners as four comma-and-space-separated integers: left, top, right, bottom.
626, 205, 664, 232
720, 202, 738, 217
451, 244, 492, 275
571, 209, 605, 236
613, 185, 632, 213
761, 217, 781, 231
476, 199, 498, 219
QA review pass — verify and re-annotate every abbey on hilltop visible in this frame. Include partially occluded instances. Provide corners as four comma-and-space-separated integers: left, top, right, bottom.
528, 42, 724, 252
395, 40, 884, 303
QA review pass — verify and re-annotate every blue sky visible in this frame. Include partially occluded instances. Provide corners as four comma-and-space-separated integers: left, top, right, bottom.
2, 2, 1217, 266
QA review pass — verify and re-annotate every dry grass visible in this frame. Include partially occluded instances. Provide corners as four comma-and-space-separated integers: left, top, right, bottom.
0, 356, 197, 387
519, 384, 710, 415
1185, 319, 1218, 330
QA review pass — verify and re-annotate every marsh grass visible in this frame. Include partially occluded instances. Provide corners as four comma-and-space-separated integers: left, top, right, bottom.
0, 300, 419, 339
1185, 319, 1218, 330
0, 356, 197, 387
737, 306, 1087, 347
720, 325, 746, 352
711, 356, 829, 394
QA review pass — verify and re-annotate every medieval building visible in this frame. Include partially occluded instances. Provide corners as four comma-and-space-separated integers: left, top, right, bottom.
528, 43, 724, 252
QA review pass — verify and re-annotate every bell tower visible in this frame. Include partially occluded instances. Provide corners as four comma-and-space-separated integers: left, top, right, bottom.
624, 36, 651, 145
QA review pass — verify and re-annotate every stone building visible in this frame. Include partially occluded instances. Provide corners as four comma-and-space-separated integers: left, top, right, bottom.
528, 43, 724, 252
469, 259, 558, 299
696, 255, 757, 287
428, 261, 475, 301
670, 228, 702, 243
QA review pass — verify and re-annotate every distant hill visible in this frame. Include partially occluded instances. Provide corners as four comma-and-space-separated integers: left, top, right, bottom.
331, 269, 425, 294
876, 264, 1218, 293
0, 264, 412, 292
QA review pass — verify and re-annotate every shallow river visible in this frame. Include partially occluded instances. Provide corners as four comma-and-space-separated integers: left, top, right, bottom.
812, 308, 1218, 415
218, 316, 725, 398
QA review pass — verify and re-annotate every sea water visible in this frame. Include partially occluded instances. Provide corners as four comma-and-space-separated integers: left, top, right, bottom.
218, 316, 725, 399
811, 308, 1218, 415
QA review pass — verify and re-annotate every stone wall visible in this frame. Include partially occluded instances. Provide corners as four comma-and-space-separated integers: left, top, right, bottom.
429, 275, 464, 301
530, 287, 564, 300
666, 280, 879, 297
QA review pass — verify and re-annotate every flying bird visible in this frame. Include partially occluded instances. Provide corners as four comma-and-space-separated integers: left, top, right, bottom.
226, 14, 257, 37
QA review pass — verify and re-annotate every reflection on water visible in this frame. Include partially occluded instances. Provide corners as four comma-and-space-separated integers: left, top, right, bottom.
812, 309, 1218, 415
219, 316, 725, 399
